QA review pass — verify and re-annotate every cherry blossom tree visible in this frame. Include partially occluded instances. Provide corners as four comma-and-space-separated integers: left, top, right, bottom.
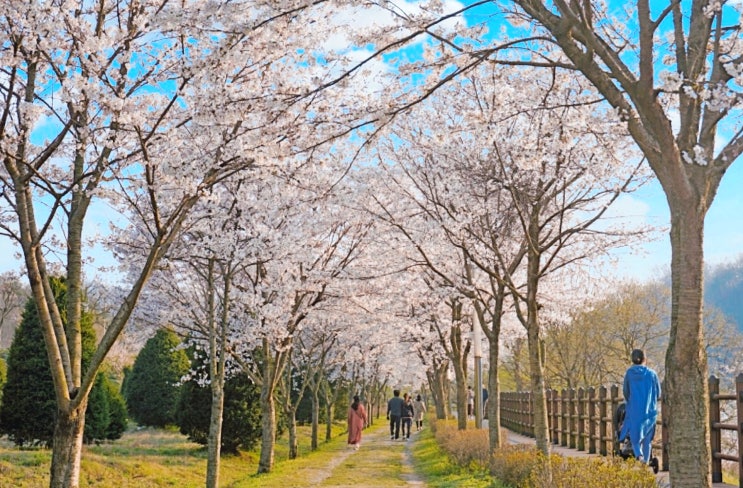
137, 187, 256, 488
484, 3, 743, 485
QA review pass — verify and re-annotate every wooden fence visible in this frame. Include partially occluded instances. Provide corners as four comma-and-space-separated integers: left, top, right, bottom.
500, 373, 743, 486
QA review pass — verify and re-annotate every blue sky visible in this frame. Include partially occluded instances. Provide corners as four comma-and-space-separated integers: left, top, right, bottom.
608, 159, 743, 283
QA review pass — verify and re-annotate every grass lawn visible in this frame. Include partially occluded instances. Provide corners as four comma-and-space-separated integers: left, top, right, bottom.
0, 421, 348, 487
0, 418, 500, 487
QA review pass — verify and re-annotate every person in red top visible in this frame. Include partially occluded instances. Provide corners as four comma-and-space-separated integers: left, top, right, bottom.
347, 395, 367, 450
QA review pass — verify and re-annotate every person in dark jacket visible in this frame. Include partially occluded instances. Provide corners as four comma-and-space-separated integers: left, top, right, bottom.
401, 393, 415, 440
619, 349, 661, 464
387, 389, 404, 440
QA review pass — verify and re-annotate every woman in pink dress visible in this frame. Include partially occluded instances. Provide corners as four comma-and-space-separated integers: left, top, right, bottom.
347, 395, 367, 450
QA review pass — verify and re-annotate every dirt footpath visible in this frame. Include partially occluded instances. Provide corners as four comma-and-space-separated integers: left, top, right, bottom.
287, 424, 428, 488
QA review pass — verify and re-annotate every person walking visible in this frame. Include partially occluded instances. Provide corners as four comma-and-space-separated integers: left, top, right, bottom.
401, 393, 414, 440
387, 389, 404, 440
413, 394, 426, 431
619, 349, 661, 465
347, 395, 367, 450
467, 386, 474, 418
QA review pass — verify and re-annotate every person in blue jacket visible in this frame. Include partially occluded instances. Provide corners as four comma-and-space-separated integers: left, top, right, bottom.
620, 349, 661, 463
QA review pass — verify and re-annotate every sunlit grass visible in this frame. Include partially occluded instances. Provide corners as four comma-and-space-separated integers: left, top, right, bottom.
0, 417, 506, 488
0, 422, 348, 487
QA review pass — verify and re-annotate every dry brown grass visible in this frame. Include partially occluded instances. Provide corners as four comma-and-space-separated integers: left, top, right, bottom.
429, 420, 657, 487
490, 444, 657, 488
431, 420, 490, 468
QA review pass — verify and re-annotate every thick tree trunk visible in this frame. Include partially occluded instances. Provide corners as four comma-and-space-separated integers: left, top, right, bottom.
206, 380, 225, 488
50, 401, 87, 488
453, 363, 468, 430
257, 386, 276, 474
665, 205, 710, 488
488, 342, 501, 450
427, 360, 449, 419
325, 402, 334, 442
311, 389, 320, 450
525, 217, 550, 457
527, 324, 549, 454
287, 411, 298, 459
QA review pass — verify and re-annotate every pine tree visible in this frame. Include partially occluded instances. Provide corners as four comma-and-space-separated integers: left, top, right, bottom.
123, 328, 189, 427
104, 377, 128, 441
0, 283, 60, 446
0, 277, 124, 446
0, 357, 6, 407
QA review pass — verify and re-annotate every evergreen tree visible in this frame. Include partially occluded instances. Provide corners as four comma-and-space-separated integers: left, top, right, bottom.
0, 277, 123, 446
104, 378, 128, 441
176, 351, 262, 454
85, 373, 111, 444
123, 328, 189, 427
0, 356, 7, 407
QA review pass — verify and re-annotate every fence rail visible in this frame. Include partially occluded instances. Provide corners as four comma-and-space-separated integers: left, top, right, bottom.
500, 374, 743, 487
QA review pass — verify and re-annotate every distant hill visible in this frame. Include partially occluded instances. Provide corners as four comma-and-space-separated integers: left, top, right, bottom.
705, 257, 743, 332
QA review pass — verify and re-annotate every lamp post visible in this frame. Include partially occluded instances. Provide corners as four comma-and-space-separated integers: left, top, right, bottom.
473, 315, 483, 429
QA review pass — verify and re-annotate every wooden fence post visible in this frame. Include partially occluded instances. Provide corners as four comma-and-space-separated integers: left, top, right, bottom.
577, 388, 585, 451
709, 375, 722, 483
599, 385, 608, 456
560, 389, 568, 447
550, 390, 560, 445
546, 389, 552, 443
610, 384, 620, 455
588, 387, 596, 454
736, 373, 743, 488
528, 390, 535, 437
568, 388, 578, 449
661, 380, 669, 472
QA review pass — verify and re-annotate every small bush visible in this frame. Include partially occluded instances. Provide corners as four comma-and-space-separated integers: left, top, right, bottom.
432, 420, 490, 468
490, 444, 546, 487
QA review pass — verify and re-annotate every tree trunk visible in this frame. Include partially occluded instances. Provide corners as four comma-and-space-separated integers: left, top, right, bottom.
427, 360, 450, 420
488, 341, 501, 450
665, 204, 710, 488
522, 206, 550, 457
257, 386, 276, 474
311, 388, 320, 450
50, 401, 87, 488
206, 379, 225, 488
206, 258, 225, 488
453, 363, 468, 430
325, 402, 334, 442
527, 323, 549, 454
287, 411, 298, 459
